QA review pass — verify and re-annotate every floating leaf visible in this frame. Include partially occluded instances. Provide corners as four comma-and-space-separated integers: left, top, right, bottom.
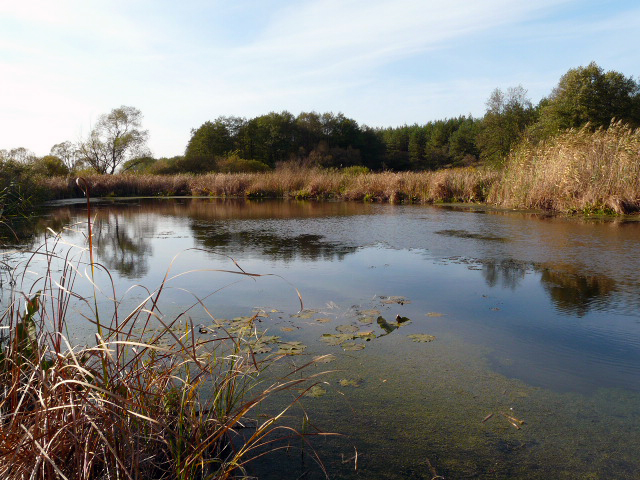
336, 324, 359, 333
313, 354, 337, 364
250, 343, 272, 354
380, 296, 411, 305
276, 341, 306, 355
377, 316, 397, 334
426, 312, 445, 317
315, 317, 332, 323
342, 342, 365, 351
357, 330, 376, 341
339, 378, 363, 388
280, 327, 295, 332
358, 316, 375, 324
360, 309, 380, 316
305, 385, 327, 398
260, 335, 281, 344
320, 333, 356, 346
292, 309, 318, 319
408, 334, 436, 343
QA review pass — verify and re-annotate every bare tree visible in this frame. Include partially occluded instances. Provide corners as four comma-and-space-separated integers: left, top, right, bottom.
78, 106, 150, 174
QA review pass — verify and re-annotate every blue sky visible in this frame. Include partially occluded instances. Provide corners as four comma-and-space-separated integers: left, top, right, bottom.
1, 0, 639, 158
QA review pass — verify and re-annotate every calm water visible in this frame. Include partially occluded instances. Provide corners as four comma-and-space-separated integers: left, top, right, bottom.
9, 198, 640, 479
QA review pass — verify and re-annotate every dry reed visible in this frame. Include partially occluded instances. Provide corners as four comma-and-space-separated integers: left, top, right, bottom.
490, 122, 640, 213
37, 167, 500, 205
0, 229, 330, 479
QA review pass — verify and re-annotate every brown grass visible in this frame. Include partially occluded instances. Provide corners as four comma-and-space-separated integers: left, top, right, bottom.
37, 167, 501, 205
0, 232, 330, 479
490, 122, 640, 214
38, 127, 640, 215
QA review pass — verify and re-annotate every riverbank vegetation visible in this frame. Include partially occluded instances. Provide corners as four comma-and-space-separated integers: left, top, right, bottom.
0, 233, 328, 478
2, 61, 639, 216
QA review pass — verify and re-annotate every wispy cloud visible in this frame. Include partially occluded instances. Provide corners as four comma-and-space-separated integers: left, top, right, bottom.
0, 0, 637, 156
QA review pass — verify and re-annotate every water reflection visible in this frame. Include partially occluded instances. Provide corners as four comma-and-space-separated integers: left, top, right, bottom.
481, 259, 529, 290
93, 212, 154, 278
538, 266, 616, 317
190, 225, 357, 261
479, 258, 617, 316
9, 198, 640, 479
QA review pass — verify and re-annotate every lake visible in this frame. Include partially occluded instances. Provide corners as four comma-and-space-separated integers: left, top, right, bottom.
10, 198, 640, 479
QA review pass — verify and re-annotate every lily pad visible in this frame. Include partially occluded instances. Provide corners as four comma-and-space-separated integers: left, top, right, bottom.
342, 342, 365, 351
250, 343, 272, 354
259, 335, 281, 344
305, 384, 327, 398
339, 378, 363, 388
320, 333, 356, 346
336, 324, 359, 333
358, 316, 376, 324
276, 341, 306, 355
408, 334, 437, 343
426, 312, 445, 317
315, 317, 332, 323
313, 354, 337, 364
360, 309, 380, 316
357, 330, 376, 341
280, 327, 295, 332
380, 296, 411, 305
291, 309, 318, 319
377, 316, 397, 334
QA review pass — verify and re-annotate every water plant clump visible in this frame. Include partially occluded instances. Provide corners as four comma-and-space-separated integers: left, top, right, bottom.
0, 228, 329, 479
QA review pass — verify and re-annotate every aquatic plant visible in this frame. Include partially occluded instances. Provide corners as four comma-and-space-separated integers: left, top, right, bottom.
0, 202, 331, 478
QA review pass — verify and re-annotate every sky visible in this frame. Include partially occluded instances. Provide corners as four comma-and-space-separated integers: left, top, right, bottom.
1, 0, 639, 158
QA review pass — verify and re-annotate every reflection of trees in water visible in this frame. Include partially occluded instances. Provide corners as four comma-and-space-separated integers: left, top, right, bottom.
537, 266, 616, 317
481, 259, 529, 290
93, 213, 155, 278
480, 258, 618, 317
191, 223, 357, 262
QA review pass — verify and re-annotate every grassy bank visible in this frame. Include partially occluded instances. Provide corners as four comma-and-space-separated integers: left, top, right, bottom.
37, 167, 500, 204
31, 123, 640, 214
0, 232, 328, 479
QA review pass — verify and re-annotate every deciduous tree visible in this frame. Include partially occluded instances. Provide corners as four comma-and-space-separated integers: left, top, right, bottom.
78, 106, 150, 174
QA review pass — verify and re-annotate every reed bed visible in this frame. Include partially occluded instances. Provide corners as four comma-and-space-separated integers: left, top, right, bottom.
0, 229, 329, 479
37, 167, 501, 204
490, 122, 640, 214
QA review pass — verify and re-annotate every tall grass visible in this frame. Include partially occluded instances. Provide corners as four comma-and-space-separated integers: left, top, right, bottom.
490, 122, 640, 213
36, 125, 640, 215
0, 226, 330, 478
37, 167, 500, 204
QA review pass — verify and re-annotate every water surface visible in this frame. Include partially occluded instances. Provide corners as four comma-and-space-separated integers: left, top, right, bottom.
11, 198, 640, 479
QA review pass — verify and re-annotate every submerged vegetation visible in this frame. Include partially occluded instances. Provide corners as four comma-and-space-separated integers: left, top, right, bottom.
0, 224, 332, 479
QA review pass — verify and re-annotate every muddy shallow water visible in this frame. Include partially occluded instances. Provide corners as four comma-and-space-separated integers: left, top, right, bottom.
10, 198, 640, 479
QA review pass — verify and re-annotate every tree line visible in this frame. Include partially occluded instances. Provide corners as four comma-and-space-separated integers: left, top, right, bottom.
2, 62, 639, 178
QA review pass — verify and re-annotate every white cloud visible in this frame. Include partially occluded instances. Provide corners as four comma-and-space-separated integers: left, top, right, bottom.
1, 0, 637, 157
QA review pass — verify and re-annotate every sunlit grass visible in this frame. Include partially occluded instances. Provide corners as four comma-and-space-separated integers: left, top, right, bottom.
37, 166, 500, 205
0, 225, 331, 479
490, 122, 640, 214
